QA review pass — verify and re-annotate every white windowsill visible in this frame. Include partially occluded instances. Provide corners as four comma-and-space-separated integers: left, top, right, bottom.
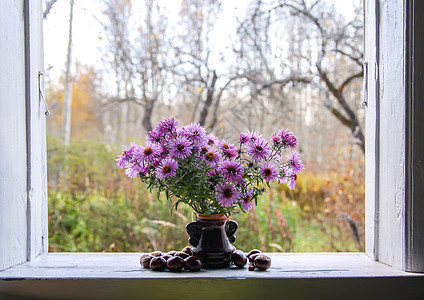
0, 252, 420, 279
1, 253, 423, 299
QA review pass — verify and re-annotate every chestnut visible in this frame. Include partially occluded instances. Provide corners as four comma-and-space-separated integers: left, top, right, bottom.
231, 250, 247, 268
161, 254, 172, 261
150, 251, 163, 257
149, 256, 167, 271
166, 256, 185, 272
253, 254, 271, 271
181, 246, 193, 256
167, 250, 177, 256
174, 251, 190, 259
248, 253, 261, 264
247, 249, 261, 258
184, 256, 202, 272
140, 254, 153, 269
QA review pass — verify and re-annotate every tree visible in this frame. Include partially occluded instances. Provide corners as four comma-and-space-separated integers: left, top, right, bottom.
43, 0, 59, 19
62, 0, 74, 146
172, 0, 238, 130
236, 0, 364, 152
102, 0, 169, 138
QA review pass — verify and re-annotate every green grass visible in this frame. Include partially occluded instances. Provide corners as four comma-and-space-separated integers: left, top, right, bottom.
47, 137, 364, 253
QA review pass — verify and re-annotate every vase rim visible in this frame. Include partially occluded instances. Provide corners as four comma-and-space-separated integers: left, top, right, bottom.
195, 212, 229, 221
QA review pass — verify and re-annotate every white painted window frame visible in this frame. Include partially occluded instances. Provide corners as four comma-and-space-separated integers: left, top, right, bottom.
0, 0, 423, 289
364, 0, 424, 272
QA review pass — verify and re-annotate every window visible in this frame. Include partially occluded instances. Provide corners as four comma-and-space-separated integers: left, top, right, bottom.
1, 0, 424, 297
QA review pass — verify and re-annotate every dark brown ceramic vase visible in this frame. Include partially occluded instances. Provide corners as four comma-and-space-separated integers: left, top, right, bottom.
186, 213, 238, 269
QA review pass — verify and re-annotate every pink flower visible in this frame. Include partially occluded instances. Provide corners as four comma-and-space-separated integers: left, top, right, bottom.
204, 148, 221, 164
279, 166, 297, 190
180, 123, 207, 144
216, 184, 239, 207
239, 132, 250, 144
219, 160, 244, 184
247, 138, 271, 161
116, 142, 138, 168
280, 129, 297, 148
219, 139, 237, 159
240, 190, 255, 212
156, 157, 178, 179
169, 136, 193, 159
135, 142, 161, 162
287, 151, 304, 174
206, 134, 219, 146
125, 163, 148, 179
246, 130, 262, 144
260, 162, 279, 181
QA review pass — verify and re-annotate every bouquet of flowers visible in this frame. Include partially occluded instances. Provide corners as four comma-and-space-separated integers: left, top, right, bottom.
116, 117, 304, 215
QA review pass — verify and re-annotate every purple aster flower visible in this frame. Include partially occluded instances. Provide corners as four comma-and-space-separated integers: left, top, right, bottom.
219, 139, 238, 159
206, 134, 219, 146
216, 184, 239, 207
157, 117, 180, 134
280, 129, 297, 148
239, 132, 250, 144
116, 142, 138, 168
204, 148, 221, 164
156, 157, 178, 179
271, 132, 282, 144
279, 166, 297, 190
240, 190, 254, 212
218, 160, 244, 184
287, 151, 304, 174
180, 123, 207, 144
147, 128, 164, 143
260, 162, 279, 181
246, 130, 262, 144
287, 176, 296, 190
125, 163, 148, 179
247, 138, 271, 161
136, 142, 161, 162
200, 145, 210, 155
169, 136, 193, 159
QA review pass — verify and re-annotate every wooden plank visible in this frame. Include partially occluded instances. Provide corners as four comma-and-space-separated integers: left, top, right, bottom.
0, 1, 28, 271
26, 0, 48, 261
405, 0, 424, 272
364, 0, 379, 261
0, 253, 421, 279
376, 0, 407, 270
0, 254, 423, 299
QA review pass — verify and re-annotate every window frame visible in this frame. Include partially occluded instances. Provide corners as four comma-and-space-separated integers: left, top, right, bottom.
0, 0, 423, 279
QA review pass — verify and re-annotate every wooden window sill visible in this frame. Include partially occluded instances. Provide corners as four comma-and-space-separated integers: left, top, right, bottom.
1, 253, 423, 299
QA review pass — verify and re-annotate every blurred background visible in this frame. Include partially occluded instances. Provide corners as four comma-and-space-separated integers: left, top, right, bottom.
44, 0, 364, 253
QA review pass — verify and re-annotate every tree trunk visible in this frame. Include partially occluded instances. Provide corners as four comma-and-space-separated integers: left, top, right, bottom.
62, 0, 74, 146
198, 71, 218, 126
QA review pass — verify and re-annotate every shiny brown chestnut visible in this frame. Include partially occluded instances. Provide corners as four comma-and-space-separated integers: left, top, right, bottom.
140, 254, 153, 269
167, 250, 177, 256
248, 253, 261, 264
184, 256, 202, 272
162, 254, 173, 261
150, 251, 163, 257
174, 251, 190, 259
247, 249, 261, 258
149, 256, 167, 271
253, 254, 271, 271
181, 246, 193, 256
231, 250, 247, 268
166, 256, 185, 272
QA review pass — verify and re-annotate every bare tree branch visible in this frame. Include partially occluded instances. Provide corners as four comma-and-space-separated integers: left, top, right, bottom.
43, 0, 58, 19
317, 64, 365, 152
